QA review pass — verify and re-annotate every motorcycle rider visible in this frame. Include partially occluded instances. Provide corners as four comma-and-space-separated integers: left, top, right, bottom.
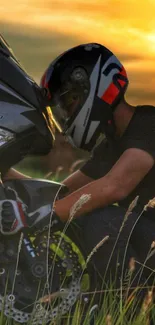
2, 42, 155, 290
39, 43, 155, 288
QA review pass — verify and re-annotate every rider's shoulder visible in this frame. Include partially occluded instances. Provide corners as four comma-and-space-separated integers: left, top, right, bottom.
136, 104, 155, 114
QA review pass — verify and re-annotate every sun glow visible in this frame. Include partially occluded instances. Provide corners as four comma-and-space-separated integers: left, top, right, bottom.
1, 0, 155, 104
147, 33, 155, 51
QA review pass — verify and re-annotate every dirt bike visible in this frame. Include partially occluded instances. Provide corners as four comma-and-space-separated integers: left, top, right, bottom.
0, 35, 96, 323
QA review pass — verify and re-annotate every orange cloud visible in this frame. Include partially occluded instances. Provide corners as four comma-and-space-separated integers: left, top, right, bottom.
1, 0, 155, 59
1, 0, 155, 105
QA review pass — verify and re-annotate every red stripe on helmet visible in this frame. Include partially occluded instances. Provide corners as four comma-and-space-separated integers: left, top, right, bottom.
118, 66, 128, 87
40, 72, 46, 87
120, 66, 127, 77
101, 66, 127, 104
41, 71, 48, 88
101, 82, 119, 104
40, 71, 51, 99
118, 79, 126, 87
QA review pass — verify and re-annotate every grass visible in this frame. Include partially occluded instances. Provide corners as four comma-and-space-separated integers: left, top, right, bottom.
1, 166, 155, 324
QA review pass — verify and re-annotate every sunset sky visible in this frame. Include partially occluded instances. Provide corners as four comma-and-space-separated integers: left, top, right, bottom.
1, 0, 155, 105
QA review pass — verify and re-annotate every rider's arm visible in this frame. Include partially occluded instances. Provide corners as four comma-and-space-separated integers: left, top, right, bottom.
62, 170, 93, 194
62, 139, 111, 193
55, 147, 154, 221
62, 138, 112, 193
55, 106, 155, 221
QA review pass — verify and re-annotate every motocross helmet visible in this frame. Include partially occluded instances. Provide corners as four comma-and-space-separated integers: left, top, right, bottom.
40, 43, 129, 151
0, 35, 61, 172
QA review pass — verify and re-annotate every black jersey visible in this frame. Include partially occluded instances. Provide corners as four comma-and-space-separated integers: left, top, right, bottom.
80, 105, 155, 214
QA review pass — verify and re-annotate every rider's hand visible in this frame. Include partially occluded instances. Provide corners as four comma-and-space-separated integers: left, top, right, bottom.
0, 186, 62, 235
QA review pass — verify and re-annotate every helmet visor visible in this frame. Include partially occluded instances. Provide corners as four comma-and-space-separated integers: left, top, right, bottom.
48, 79, 89, 133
